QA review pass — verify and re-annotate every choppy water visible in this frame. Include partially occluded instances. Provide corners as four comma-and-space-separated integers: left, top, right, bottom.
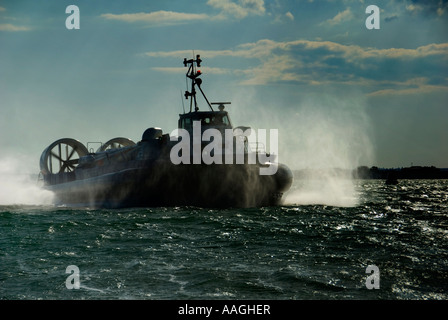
1, 179, 447, 300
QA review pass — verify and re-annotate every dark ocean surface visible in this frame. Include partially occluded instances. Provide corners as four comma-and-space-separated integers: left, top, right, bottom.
1, 179, 447, 300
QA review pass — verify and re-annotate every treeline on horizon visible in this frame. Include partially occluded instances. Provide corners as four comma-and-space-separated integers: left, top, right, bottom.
294, 166, 448, 180
355, 166, 448, 179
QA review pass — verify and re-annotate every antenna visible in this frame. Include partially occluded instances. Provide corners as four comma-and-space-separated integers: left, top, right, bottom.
180, 90, 185, 113
183, 54, 212, 112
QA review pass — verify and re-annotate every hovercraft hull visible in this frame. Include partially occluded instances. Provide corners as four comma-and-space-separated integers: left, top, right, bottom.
46, 162, 293, 208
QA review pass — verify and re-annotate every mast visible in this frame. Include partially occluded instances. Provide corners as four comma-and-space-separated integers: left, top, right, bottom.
183, 55, 213, 112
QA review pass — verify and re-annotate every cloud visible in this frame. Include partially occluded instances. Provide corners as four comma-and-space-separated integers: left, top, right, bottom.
399, 0, 448, 16
406, 4, 424, 14
100, 0, 272, 29
271, 11, 295, 24
285, 12, 294, 21
0, 6, 31, 31
144, 39, 448, 95
360, 43, 448, 59
145, 48, 253, 59
323, 7, 353, 25
384, 14, 399, 22
206, 0, 265, 19
0, 23, 30, 31
101, 1, 267, 26
100, 10, 211, 26
367, 77, 448, 96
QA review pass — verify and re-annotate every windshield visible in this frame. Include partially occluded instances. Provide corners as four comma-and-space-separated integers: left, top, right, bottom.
180, 112, 231, 130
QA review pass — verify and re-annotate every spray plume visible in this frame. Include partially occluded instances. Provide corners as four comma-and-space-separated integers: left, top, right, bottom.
229, 90, 374, 207
0, 156, 54, 206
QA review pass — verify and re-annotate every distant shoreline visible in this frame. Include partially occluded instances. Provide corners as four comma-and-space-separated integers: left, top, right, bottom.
294, 166, 448, 180
354, 166, 448, 180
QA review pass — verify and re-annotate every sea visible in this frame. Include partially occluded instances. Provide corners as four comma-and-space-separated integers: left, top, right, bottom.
1, 179, 447, 301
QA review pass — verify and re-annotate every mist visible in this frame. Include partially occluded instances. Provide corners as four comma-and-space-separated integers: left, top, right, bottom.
0, 156, 54, 206
227, 88, 374, 207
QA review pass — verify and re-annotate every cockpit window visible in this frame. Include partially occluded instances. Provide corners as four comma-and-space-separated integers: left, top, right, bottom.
180, 112, 231, 130
182, 117, 192, 129
221, 115, 230, 125
203, 115, 230, 126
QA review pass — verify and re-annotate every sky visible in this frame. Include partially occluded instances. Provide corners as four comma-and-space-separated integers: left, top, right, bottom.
0, 0, 447, 173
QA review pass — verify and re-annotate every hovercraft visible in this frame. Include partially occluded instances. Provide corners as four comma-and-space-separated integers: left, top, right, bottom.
38, 56, 293, 208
